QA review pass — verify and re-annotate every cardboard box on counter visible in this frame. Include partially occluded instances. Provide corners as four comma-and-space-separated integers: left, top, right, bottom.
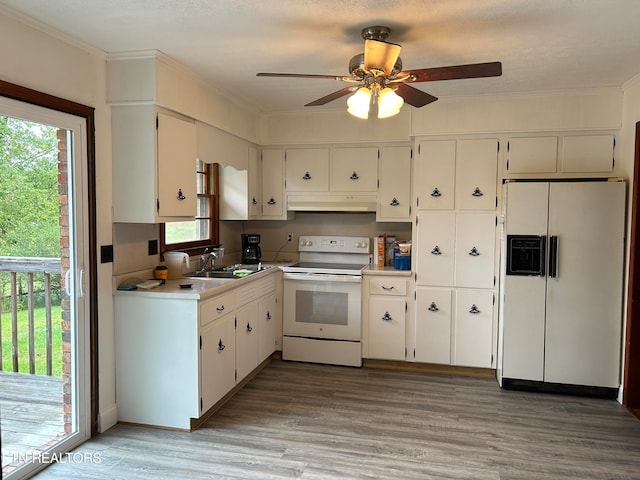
375, 234, 386, 267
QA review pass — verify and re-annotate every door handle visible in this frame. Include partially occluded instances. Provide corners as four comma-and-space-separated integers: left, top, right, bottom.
549, 235, 558, 278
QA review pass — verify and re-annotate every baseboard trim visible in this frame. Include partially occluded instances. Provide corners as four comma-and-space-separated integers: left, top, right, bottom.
502, 378, 619, 399
363, 359, 496, 379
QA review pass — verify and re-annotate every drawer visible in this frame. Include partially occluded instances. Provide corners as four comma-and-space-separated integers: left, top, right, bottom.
369, 277, 407, 296
200, 291, 236, 327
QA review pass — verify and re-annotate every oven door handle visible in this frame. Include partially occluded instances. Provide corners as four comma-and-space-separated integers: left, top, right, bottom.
283, 272, 362, 282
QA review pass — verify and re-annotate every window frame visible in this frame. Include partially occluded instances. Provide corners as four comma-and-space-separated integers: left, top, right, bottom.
160, 162, 220, 256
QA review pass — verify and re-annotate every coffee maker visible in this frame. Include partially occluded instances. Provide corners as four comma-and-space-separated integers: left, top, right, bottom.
241, 233, 261, 264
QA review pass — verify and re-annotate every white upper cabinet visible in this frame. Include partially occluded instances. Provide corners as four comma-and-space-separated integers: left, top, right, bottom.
415, 212, 456, 286
377, 146, 412, 222
285, 148, 330, 192
456, 138, 498, 211
415, 140, 456, 210
112, 105, 197, 223
331, 147, 378, 192
507, 136, 558, 174
261, 149, 288, 219
561, 134, 614, 173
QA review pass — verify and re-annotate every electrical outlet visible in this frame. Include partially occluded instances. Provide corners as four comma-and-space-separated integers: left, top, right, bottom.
287, 233, 293, 243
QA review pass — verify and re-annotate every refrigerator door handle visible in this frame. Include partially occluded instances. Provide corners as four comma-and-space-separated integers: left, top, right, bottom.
548, 235, 559, 278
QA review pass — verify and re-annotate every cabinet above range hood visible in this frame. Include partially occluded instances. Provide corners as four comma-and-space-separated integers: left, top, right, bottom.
287, 194, 377, 213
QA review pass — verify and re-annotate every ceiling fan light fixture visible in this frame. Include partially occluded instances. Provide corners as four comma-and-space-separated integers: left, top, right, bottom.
347, 86, 372, 119
377, 87, 404, 118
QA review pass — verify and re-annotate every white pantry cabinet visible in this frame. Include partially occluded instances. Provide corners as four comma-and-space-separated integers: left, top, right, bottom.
377, 146, 412, 222
111, 105, 197, 223
414, 138, 498, 212
366, 276, 408, 361
414, 287, 494, 368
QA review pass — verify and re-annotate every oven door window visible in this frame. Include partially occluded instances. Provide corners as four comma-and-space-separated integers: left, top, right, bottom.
283, 276, 362, 341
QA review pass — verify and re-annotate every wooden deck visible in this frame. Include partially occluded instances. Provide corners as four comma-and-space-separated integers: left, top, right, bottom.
0, 371, 65, 474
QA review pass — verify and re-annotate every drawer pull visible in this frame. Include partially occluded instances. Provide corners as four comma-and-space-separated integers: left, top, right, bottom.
381, 285, 395, 291
302, 171, 312, 180
430, 187, 442, 197
428, 302, 439, 312
216, 305, 225, 313
471, 187, 484, 197
246, 322, 253, 333
350, 171, 360, 180
431, 245, 442, 255
469, 304, 480, 314
177, 188, 186, 200
218, 339, 226, 352
381, 312, 392, 321
389, 197, 400, 206
468, 246, 480, 256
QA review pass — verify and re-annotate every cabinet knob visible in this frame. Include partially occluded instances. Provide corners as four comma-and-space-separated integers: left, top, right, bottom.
431, 245, 442, 255
428, 302, 439, 312
471, 187, 484, 197
469, 304, 480, 314
350, 171, 360, 180
382, 312, 392, 321
389, 197, 400, 206
246, 322, 253, 333
267, 196, 277, 205
468, 246, 480, 256
218, 339, 226, 352
430, 187, 442, 198
216, 305, 225, 313
302, 171, 312, 180
266, 311, 272, 321
177, 189, 186, 200
252, 196, 258, 205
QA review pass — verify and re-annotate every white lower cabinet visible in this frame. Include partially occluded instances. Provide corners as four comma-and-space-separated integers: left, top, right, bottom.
414, 287, 494, 368
235, 302, 258, 384
200, 311, 236, 414
366, 276, 408, 361
258, 294, 277, 362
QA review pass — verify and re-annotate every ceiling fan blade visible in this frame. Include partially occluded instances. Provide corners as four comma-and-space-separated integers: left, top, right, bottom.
395, 83, 438, 108
364, 39, 401, 75
305, 85, 360, 106
257, 72, 352, 81
402, 61, 502, 83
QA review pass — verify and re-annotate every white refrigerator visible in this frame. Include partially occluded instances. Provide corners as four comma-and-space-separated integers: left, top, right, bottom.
498, 180, 625, 393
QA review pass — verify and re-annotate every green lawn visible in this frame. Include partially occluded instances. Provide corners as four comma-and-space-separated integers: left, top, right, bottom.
0, 305, 63, 377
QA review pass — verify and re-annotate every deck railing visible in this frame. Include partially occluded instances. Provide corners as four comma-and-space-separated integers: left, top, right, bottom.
0, 256, 61, 376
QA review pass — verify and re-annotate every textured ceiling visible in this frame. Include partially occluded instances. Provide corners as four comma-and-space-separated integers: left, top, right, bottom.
1, 0, 640, 114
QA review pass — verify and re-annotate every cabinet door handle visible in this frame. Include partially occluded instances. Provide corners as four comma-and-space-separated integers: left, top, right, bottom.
218, 339, 226, 352
468, 246, 480, 256
350, 171, 359, 180
382, 312, 392, 321
267, 196, 277, 205
252, 196, 258, 205
389, 197, 400, 206
216, 305, 225, 313
471, 187, 483, 197
246, 322, 253, 333
302, 171, 312, 180
266, 311, 272, 320
428, 302, 439, 312
177, 188, 186, 200
430, 187, 441, 197
431, 245, 442, 255
469, 304, 480, 314
381, 285, 395, 291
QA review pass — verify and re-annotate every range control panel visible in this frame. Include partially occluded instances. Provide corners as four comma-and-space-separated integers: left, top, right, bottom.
298, 235, 370, 254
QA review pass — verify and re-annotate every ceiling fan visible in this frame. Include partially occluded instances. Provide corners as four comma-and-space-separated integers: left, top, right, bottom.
257, 26, 502, 118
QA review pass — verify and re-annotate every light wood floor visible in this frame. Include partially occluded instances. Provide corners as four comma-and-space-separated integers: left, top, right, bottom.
33, 360, 640, 479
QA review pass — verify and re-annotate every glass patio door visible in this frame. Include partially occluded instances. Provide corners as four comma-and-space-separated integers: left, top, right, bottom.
0, 96, 91, 479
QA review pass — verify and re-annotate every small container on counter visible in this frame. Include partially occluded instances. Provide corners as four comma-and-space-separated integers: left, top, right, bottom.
393, 241, 411, 270
153, 265, 168, 281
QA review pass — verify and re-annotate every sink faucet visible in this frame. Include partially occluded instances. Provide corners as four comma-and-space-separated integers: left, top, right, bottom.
198, 249, 217, 272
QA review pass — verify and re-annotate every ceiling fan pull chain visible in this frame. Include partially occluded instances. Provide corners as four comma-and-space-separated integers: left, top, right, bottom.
350, 171, 359, 180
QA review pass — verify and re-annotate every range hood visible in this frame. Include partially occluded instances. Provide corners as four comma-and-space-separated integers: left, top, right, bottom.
287, 194, 377, 212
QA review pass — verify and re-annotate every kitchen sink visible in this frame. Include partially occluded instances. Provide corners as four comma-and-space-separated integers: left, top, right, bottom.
184, 270, 238, 279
